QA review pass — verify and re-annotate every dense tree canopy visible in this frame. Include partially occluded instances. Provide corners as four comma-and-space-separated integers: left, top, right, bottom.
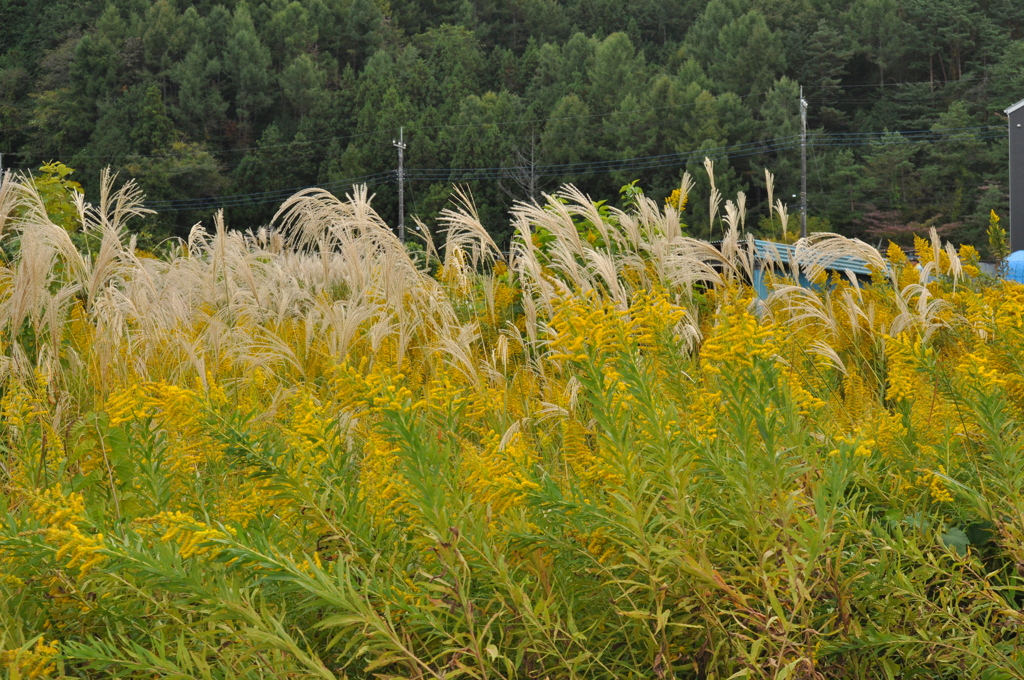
0, 0, 1021, 248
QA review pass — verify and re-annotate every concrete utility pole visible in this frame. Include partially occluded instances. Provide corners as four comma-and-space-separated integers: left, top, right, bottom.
1007, 98, 1024, 252
393, 126, 407, 243
800, 86, 808, 239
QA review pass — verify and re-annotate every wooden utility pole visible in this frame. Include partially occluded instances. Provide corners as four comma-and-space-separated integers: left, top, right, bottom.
1007, 99, 1024, 252
393, 126, 406, 243
800, 86, 808, 239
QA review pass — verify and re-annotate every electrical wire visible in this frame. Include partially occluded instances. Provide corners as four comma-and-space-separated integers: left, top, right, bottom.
146, 124, 1010, 212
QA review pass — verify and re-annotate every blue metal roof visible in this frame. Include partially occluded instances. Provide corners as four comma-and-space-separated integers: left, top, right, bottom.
748, 239, 874, 277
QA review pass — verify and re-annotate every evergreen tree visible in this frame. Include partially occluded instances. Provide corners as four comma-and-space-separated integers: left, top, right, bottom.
131, 85, 175, 153
344, 0, 384, 68
280, 54, 327, 119
708, 10, 786, 96
588, 33, 645, 113
799, 20, 852, 129
0, 0, 1017, 245
225, 2, 273, 133
170, 44, 228, 139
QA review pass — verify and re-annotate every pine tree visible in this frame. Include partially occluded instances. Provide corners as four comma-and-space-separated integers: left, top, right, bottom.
225, 2, 273, 133
799, 20, 852, 129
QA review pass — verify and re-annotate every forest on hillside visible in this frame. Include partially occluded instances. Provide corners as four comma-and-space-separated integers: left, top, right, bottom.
1, 0, 1023, 248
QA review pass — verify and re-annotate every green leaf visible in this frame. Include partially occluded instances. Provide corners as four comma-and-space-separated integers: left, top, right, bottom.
941, 527, 969, 556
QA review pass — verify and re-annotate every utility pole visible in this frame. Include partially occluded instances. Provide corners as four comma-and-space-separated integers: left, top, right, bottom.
393, 126, 406, 243
1007, 98, 1024, 252
800, 86, 808, 238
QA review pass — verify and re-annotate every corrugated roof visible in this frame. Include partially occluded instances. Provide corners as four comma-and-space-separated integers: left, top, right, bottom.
748, 239, 873, 276
1006, 98, 1024, 116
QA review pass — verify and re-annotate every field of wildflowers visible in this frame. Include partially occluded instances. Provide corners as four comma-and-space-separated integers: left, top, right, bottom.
2, 170, 1024, 679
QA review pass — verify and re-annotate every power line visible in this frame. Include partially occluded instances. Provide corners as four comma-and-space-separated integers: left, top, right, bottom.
406, 138, 800, 178
145, 125, 1009, 213
809, 75, 1000, 90
403, 127, 1005, 181
5, 129, 392, 162
144, 171, 394, 211
394, 142, 803, 183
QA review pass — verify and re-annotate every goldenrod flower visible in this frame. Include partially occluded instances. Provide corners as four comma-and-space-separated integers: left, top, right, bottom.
136, 511, 235, 559
1, 638, 60, 679
461, 431, 538, 516
29, 489, 105, 575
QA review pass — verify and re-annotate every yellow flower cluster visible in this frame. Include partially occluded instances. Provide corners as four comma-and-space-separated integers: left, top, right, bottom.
461, 431, 538, 516
559, 418, 624, 488
828, 434, 876, 458
956, 350, 1007, 390
916, 466, 954, 503
958, 244, 982, 278
105, 380, 199, 426
0, 373, 50, 431
885, 241, 919, 288
423, 375, 470, 415
135, 511, 235, 559
492, 280, 519, 318
284, 391, 332, 457
29, 489, 105, 575
700, 297, 776, 375
372, 381, 415, 412
104, 380, 225, 476
783, 372, 827, 416
1, 638, 60, 679
327, 359, 374, 410
561, 419, 594, 474
582, 526, 618, 565
358, 433, 410, 526
687, 386, 722, 442
629, 288, 688, 349
548, 292, 633, 364
67, 303, 94, 354
914, 234, 951, 275
992, 282, 1024, 331
548, 289, 687, 367
335, 364, 418, 414
885, 334, 925, 403
664, 188, 688, 212
217, 479, 279, 527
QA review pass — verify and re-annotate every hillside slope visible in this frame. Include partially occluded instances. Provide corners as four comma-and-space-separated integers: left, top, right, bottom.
0, 0, 1022, 246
